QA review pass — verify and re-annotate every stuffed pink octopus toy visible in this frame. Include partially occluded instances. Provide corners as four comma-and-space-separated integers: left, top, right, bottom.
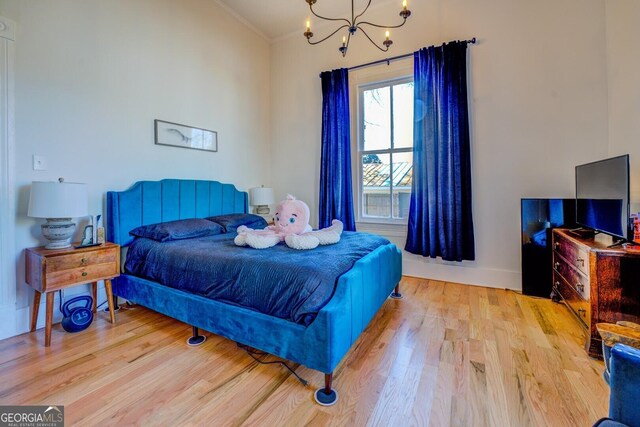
235, 195, 343, 250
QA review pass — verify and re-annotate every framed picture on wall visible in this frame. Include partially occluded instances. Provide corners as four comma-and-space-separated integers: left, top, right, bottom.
154, 119, 218, 152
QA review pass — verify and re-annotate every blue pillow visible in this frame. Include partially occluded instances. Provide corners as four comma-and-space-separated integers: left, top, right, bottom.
206, 213, 267, 233
129, 218, 224, 242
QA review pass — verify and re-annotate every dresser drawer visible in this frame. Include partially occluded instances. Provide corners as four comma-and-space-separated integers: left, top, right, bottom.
553, 254, 590, 299
46, 248, 117, 273
553, 233, 589, 276
553, 271, 590, 328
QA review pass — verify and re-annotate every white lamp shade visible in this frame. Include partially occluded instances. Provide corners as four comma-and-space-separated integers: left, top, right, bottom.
28, 181, 88, 218
249, 187, 274, 206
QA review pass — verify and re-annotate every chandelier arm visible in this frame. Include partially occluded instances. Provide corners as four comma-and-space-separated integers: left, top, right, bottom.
309, 4, 352, 26
307, 24, 351, 45
356, 18, 408, 30
354, 0, 372, 21
357, 25, 389, 52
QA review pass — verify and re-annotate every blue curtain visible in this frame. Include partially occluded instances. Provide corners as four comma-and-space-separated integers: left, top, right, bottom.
405, 41, 475, 261
319, 68, 356, 231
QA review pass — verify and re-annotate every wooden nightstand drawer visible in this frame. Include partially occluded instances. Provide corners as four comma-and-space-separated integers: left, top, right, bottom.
26, 243, 120, 292
46, 249, 117, 273
47, 261, 118, 290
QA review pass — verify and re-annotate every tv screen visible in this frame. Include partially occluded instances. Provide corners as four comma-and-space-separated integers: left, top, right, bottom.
576, 155, 630, 239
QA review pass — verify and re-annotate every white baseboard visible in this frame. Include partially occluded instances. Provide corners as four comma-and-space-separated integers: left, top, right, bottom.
0, 305, 17, 341
360, 225, 523, 291
403, 256, 522, 291
0, 282, 114, 341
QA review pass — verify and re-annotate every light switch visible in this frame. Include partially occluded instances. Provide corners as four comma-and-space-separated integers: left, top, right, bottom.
32, 155, 47, 171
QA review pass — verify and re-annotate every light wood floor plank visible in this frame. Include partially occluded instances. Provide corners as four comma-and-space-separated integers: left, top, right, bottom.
0, 276, 608, 426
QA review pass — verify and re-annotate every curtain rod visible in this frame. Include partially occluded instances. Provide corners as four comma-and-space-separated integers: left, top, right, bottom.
319, 37, 476, 77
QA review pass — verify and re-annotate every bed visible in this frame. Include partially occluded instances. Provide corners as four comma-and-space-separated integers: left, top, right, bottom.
106, 179, 402, 405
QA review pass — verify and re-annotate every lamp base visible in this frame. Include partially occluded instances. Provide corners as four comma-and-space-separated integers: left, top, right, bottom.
42, 218, 76, 249
255, 206, 270, 215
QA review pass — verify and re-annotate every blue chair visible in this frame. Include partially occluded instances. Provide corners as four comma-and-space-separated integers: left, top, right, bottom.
594, 343, 640, 427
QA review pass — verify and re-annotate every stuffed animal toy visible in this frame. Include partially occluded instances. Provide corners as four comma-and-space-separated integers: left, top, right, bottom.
235, 195, 343, 250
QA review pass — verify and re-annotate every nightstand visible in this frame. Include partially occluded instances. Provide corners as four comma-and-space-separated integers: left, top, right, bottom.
25, 242, 120, 346
256, 213, 274, 225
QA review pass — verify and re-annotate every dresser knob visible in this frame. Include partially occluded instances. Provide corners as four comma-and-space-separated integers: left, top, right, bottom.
81, 258, 88, 264
81, 272, 88, 277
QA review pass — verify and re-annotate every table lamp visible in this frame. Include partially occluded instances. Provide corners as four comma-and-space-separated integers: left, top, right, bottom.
249, 186, 274, 215
28, 179, 88, 249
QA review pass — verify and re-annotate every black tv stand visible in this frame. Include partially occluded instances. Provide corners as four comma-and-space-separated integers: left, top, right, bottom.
609, 239, 626, 248
569, 227, 600, 238
609, 239, 640, 249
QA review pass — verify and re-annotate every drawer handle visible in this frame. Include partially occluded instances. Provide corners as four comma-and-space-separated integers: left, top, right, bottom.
554, 261, 560, 269
576, 258, 584, 267
576, 283, 585, 293
578, 308, 586, 317
554, 281, 560, 288
81, 272, 88, 277
554, 242, 560, 250
81, 258, 88, 264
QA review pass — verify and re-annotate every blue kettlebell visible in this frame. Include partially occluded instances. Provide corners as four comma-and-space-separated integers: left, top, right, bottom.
61, 296, 94, 333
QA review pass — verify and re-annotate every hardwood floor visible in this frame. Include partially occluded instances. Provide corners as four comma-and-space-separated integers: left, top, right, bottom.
0, 277, 608, 426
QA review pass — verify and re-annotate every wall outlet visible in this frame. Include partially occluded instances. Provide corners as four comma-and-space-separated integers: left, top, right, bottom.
32, 155, 47, 171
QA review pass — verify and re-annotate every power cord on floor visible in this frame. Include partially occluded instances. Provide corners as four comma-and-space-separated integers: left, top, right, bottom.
236, 343, 308, 387
58, 289, 130, 312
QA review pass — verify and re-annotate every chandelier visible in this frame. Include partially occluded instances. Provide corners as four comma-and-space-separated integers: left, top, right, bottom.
303, 0, 412, 57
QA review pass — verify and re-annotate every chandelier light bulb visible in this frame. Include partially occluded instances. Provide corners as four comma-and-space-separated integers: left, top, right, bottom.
385, 30, 390, 40
403, 0, 407, 10
304, 18, 314, 40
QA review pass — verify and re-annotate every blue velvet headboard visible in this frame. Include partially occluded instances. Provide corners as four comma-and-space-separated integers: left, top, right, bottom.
107, 179, 248, 246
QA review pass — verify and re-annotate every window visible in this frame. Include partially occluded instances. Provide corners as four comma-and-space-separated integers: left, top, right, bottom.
357, 77, 414, 222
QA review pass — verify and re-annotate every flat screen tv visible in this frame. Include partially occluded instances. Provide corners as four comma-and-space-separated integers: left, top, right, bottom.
575, 154, 630, 239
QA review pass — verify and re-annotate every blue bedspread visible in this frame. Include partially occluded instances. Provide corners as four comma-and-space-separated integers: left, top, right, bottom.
124, 231, 390, 325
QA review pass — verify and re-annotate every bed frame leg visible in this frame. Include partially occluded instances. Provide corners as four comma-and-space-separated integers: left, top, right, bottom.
187, 326, 207, 346
390, 284, 403, 299
314, 372, 339, 406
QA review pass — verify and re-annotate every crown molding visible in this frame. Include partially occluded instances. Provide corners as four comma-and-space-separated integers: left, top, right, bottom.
214, 0, 271, 43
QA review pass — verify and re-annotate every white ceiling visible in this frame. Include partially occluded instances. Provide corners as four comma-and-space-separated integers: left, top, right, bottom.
217, 0, 398, 41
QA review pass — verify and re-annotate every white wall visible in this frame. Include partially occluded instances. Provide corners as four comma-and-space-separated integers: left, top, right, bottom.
0, 0, 271, 339
271, 0, 610, 290
605, 0, 640, 212
0, 0, 633, 342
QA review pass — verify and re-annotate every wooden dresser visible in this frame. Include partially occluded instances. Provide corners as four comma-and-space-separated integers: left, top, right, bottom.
552, 229, 640, 357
